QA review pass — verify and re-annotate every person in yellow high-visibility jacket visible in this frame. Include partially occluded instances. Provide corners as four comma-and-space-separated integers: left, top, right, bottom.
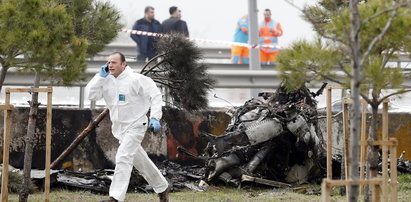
259, 9, 283, 64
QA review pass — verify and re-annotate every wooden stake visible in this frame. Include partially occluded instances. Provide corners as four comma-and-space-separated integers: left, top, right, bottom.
1, 91, 12, 202
326, 87, 333, 179
373, 184, 381, 202
321, 94, 398, 201
360, 102, 367, 195
44, 87, 53, 202
0, 87, 53, 202
390, 138, 398, 202
6, 88, 52, 93
342, 99, 350, 195
382, 101, 388, 201
325, 179, 383, 186
321, 180, 331, 202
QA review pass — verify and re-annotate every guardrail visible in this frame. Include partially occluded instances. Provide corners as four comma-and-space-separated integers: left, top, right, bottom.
3, 67, 285, 88
95, 43, 232, 60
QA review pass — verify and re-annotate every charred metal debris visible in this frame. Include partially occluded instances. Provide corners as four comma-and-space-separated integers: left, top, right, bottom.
21, 83, 411, 193
194, 83, 329, 187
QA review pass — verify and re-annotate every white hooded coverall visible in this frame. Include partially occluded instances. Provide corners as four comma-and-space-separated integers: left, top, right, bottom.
87, 66, 168, 201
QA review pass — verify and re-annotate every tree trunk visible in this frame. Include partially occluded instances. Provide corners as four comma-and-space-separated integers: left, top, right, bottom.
364, 104, 379, 201
348, 0, 361, 201
18, 71, 41, 202
0, 62, 9, 92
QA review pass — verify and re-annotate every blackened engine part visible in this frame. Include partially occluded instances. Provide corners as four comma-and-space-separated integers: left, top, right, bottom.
398, 165, 411, 173
176, 147, 207, 160
286, 115, 309, 137
217, 172, 240, 186
217, 172, 232, 183
239, 108, 259, 122
241, 174, 291, 188
244, 145, 272, 174
226, 167, 243, 179
201, 130, 250, 154
207, 153, 241, 181
284, 159, 315, 184
245, 118, 284, 145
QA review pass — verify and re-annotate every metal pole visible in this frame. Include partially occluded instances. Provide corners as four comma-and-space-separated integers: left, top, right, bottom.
90, 100, 96, 109
79, 86, 85, 109
248, 0, 261, 98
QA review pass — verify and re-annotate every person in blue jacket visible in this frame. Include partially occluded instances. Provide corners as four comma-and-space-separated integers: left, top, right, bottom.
231, 15, 249, 64
131, 6, 162, 62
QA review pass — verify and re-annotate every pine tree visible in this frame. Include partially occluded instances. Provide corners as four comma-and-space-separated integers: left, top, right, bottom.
0, 0, 121, 201
280, 0, 411, 201
56, 0, 122, 56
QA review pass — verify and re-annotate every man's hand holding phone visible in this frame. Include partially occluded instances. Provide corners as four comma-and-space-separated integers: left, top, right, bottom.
99, 62, 109, 78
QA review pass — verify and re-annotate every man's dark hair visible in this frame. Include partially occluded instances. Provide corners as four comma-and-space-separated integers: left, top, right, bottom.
169, 6, 178, 15
111, 52, 125, 62
145, 6, 154, 13
264, 8, 271, 13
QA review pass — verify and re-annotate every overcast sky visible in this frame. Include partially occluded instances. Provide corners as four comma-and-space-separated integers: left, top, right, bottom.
106, 0, 315, 47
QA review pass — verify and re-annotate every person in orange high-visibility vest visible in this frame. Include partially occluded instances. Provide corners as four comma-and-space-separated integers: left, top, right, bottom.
259, 9, 283, 64
231, 15, 249, 64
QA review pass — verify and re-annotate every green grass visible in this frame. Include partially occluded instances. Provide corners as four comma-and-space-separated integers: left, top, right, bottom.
6, 174, 411, 202
398, 173, 411, 183
8, 187, 326, 202
6, 186, 339, 202
398, 173, 411, 193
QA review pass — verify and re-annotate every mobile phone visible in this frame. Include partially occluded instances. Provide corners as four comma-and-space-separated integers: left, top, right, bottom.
105, 62, 109, 72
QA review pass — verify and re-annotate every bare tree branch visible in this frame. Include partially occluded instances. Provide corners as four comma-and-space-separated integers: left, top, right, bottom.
150, 77, 184, 83
140, 53, 165, 74
12, 50, 22, 58
283, 0, 303, 11
322, 34, 348, 46
362, 2, 411, 25
359, 8, 399, 67
310, 68, 345, 85
152, 79, 177, 89
378, 89, 411, 104
337, 62, 353, 78
360, 92, 373, 104
142, 60, 166, 76
381, 49, 396, 69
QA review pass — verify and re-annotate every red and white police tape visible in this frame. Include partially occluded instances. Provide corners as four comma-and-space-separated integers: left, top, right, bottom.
121, 29, 282, 49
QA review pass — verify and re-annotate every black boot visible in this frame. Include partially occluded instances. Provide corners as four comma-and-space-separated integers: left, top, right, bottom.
100, 196, 118, 202
158, 187, 170, 202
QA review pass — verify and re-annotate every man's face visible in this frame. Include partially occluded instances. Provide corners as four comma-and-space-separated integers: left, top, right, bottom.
107, 54, 126, 77
177, 9, 182, 19
145, 8, 155, 21
264, 11, 271, 21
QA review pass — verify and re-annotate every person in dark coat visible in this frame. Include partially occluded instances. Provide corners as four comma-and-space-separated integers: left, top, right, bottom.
130, 6, 162, 62
161, 6, 189, 37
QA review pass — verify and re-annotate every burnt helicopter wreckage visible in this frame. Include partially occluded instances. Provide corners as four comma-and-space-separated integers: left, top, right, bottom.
22, 83, 411, 193
179, 83, 330, 187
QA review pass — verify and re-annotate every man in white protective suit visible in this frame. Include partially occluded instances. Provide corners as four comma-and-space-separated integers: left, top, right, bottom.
87, 52, 170, 202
